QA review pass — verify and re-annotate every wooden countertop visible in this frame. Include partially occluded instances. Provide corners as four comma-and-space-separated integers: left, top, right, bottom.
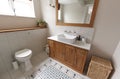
0, 27, 46, 33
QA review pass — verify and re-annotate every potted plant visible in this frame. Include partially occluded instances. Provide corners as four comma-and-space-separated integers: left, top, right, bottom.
37, 19, 47, 28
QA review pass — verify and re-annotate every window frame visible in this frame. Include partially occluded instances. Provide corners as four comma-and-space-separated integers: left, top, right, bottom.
0, 0, 36, 18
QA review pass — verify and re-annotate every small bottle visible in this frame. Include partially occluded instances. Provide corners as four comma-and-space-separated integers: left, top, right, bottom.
82, 37, 86, 45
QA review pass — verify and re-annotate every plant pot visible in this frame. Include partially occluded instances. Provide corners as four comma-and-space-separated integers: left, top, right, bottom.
39, 23, 46, 28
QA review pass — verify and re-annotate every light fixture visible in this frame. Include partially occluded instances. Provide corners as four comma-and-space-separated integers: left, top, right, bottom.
49, 0, 55, 8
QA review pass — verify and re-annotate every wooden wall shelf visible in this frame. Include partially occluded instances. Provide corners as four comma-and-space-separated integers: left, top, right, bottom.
0, 27, 46, 33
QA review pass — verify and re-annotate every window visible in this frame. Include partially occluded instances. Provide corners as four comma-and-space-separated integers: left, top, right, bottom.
0, 0, 35, 18
0, 0, 14, 15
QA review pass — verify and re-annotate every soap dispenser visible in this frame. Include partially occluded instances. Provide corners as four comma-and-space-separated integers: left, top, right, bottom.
76, 35, 82, 41
76, 35, 82, 44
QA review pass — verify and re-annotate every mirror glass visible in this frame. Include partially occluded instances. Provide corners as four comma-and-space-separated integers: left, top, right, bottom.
56, 0, 99, 27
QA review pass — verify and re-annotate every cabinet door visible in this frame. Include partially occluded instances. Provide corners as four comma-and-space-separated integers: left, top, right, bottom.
54, 42, 65, 61
64, 45, 76, 66
76, 48, 87, 73
48, 40, 55, 58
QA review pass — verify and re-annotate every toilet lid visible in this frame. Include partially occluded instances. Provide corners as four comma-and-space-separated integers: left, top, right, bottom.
15, 49, 32, 58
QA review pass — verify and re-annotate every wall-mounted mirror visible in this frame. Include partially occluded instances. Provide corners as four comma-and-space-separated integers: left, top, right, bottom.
56, 0, 99, 27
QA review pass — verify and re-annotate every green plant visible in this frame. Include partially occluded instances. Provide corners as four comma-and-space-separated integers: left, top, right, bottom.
37, 19, 47, 26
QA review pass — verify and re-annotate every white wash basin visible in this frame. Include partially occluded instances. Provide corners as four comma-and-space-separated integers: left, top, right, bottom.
57, 34, 77, 43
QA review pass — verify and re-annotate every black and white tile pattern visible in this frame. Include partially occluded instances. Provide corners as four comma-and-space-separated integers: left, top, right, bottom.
31, 58, 90, 79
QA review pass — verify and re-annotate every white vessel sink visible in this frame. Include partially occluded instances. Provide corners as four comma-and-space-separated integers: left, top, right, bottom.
57, 34, 77, 43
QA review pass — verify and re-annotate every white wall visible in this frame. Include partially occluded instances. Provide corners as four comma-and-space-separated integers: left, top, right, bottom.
90, 0, 120, 59
111, 41, 120, 79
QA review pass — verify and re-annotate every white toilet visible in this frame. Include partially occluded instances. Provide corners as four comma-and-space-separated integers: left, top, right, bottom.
15, 49, 32, 71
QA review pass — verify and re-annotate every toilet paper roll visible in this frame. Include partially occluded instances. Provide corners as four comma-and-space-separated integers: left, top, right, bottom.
12, 61, 19, 70
45, 44, 49, 53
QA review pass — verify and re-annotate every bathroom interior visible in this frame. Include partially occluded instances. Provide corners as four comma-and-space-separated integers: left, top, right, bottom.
0, 0, 120, 79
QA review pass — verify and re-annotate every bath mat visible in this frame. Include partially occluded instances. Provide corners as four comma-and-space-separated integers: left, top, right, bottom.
34, 65, 72, 79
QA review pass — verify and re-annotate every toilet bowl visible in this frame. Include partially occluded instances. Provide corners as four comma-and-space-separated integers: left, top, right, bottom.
15, 49, 32, 71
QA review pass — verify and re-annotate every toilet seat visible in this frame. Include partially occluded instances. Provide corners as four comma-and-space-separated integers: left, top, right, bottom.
15, 49, 32, 58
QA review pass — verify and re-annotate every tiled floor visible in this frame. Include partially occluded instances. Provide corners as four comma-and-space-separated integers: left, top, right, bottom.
30, 58, 90, 79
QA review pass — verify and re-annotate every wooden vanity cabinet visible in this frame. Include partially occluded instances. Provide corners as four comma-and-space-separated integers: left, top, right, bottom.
64, 45, 76, 66
48, 39, 88, 73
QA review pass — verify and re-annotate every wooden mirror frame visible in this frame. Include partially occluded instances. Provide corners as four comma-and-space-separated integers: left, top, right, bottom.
56, 0, 99, 27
